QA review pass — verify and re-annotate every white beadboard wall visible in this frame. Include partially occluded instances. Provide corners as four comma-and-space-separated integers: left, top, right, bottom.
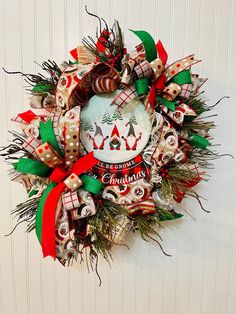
0, 0, 236, 313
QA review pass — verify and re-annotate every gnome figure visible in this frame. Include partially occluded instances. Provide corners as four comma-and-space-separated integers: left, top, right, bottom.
122, 116, 142, 150
109, 124, 121, 150
88, 122, 108, 150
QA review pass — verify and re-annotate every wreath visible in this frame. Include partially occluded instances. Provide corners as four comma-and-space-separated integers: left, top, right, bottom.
1, 9, 224, 284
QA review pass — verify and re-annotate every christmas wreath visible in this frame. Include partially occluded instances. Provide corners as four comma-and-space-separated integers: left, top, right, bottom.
1, 9, 224, 284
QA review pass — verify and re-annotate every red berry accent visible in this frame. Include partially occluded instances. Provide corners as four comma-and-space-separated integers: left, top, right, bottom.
70, 175, 75, 179
177, 63, 181, 67
157, 65, 161, 69
45, 145, 49, 150
171, 70, 175, 74
96, 199, 103, 207
173, 90, 177, 94
38, 149, 43, 153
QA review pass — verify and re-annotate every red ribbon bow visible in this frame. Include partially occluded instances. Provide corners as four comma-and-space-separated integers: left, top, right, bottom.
42, 152, 99, 258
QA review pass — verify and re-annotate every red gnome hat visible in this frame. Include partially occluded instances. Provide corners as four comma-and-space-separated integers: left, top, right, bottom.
111, 124, 120, 138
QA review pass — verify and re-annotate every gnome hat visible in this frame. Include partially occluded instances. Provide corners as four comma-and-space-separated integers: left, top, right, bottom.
94, 122, 103, 137
127, 122, 136, 137
111, 124, 120, 138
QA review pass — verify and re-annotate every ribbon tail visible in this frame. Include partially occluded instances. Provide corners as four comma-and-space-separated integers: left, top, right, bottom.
70, 47, 78, 60
18, 110, 37, 123
156, 40, 168, 65
42, 182, 66, 259
147, 85, 157, 110
35, 183, 56, 243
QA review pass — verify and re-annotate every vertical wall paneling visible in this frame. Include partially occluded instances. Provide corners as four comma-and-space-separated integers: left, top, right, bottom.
0, 1, 236, 313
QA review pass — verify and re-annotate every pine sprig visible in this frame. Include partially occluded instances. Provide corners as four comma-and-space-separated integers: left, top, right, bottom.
133, 214, 171, 256
182, 120, 215, 132
3, 59, 61, 95
5, 196, 41, 236
87, 200, 129, 262
160, 164, 203, 200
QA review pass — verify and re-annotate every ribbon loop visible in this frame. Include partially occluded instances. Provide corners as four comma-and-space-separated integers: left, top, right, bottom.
134, 60, 153, 79
130, 30, 157, 62
150, 58, 165, 80
156, 96, 176, 112
121, 58, 136, 85
134, 78, 149, 96
80, 175, 103, 195
110, 85, 137, 110
35, 142, 63, 168
171, 69, 192, 85
162, 82, 181, 101
64, 173, 82, 192
164, 55, 200, 82
39, 119, 63, 156
14, 158, 52, 177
